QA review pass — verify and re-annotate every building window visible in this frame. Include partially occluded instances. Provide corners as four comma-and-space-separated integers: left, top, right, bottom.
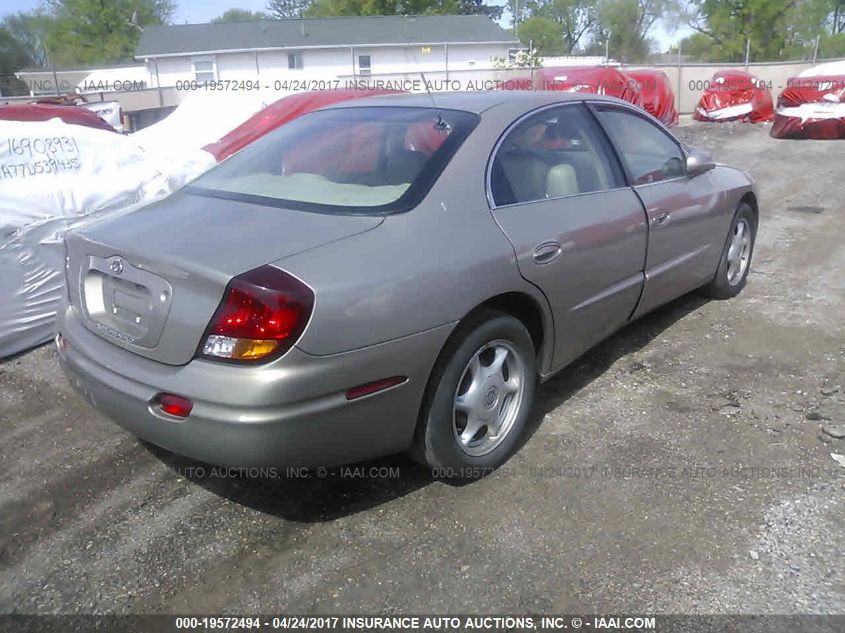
193, 58, 215, 82
288, 52, 303, 70
358, 54, 371, 76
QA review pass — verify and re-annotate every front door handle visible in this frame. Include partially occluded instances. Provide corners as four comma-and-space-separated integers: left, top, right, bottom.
651, 211, 670, 228
532, 241, 562, 265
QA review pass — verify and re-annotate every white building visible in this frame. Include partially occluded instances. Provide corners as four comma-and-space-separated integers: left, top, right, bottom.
135, 15, 520, 88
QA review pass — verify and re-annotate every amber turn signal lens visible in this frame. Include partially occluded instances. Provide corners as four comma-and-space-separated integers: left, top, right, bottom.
232, 338, 279, 360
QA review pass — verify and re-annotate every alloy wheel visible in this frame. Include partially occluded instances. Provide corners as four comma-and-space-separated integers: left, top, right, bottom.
452, 339, 527, 457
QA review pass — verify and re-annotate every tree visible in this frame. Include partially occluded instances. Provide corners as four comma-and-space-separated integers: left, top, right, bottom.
589, 0, 665, 62
522, 0, 597, 53
268, 0, 314, 18
2, 12, 52, 67
213, 9, 270, 22
674, 0, 832, 61
453, 0, 504, 19
491, 48, 543, 67
42, 0, 175, 66
675, 31, 715, 59
518, 16, 567, 54
819, 31, 845, 54
0, 12, 54, 95
0, 25, 33, 96
304, 0, 503, 19
834, 1, 845, 33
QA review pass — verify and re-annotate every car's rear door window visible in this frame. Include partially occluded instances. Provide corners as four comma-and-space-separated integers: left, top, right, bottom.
190, 106, 478, 215
489, 104, 623, 207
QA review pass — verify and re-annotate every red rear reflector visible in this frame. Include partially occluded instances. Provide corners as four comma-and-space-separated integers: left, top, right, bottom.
156, 393, 193, 418
346, 376, 407, 400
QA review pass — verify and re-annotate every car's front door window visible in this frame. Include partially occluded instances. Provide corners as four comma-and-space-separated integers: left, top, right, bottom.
594, 107, 686, 185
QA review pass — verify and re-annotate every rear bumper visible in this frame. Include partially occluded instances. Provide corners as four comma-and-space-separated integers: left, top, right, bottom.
57, 306, 455, 467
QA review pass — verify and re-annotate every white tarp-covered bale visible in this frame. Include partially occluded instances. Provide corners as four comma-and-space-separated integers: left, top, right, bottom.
0, 118, 215, 358
799, 61, 845, 78
131, 90, 281, 153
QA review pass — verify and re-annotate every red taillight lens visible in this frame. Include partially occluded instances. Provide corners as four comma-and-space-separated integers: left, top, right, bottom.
156, 393, 193, 417
199, 266, 314, 363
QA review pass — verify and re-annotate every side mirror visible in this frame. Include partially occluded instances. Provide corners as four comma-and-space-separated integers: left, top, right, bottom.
686, 149, 716, 177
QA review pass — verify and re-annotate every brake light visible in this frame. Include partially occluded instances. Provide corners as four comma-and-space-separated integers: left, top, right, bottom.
199, 266, 314, 362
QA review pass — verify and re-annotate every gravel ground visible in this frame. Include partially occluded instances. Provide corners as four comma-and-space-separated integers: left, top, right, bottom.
0, 120, 843, 616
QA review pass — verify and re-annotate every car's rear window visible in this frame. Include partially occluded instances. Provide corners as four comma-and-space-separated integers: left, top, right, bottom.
189, 106, 479, 215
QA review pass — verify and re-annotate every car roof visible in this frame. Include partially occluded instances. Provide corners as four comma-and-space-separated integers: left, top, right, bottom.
323, 90, 627, 115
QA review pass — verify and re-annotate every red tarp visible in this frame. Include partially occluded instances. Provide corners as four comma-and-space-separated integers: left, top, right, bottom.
0, 103, 116, 132
625, 69, 678, 126
532, 66, 644, 108
693, 70, 774, 123
204, 89, 399, 161
771, 75, 845, 139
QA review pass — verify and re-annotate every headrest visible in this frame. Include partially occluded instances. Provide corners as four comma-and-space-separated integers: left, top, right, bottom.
546, 163, 579, 199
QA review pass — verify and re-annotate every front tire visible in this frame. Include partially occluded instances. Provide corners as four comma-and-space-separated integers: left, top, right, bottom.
411, 311, 537, 477
700, 202, 757, 299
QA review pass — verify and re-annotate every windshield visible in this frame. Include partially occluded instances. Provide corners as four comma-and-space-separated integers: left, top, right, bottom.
189, 106, 479, 215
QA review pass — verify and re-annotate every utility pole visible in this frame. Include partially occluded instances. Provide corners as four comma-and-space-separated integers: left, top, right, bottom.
744, 39, 750, 70
676, 39, 682, 115
529, 39, 534, 77
605, 31, 612, 65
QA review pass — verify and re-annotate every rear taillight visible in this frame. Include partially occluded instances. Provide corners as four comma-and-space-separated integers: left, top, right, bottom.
199, 265, 314, 363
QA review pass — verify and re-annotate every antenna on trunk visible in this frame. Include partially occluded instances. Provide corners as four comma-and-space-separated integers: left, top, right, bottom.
419, 71, 448, 132
410, 43, 448, 133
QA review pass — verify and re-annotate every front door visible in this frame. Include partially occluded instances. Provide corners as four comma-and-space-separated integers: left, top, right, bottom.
592, 104, 726, 318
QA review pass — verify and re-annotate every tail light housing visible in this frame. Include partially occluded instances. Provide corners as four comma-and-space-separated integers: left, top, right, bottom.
198, 265, 314, 363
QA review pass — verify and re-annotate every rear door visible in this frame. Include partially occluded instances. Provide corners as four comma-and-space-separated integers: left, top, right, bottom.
591, 104, 725, 318
488, 103, 648, 370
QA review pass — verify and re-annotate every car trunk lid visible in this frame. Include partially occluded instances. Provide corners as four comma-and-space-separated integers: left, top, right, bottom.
65, 189, 383, 365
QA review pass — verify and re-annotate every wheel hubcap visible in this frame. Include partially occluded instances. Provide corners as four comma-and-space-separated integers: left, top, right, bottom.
452, 340, 526, 457
726, 218, 752, 286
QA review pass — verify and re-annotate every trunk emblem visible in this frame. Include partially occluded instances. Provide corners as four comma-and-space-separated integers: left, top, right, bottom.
109, 259, 124, 275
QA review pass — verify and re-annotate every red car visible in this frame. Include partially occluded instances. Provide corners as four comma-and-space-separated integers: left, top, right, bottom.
771, 75, 845, 139
532, 66, 644, 109
694, 70, 774, 123
625, 69, 678, 127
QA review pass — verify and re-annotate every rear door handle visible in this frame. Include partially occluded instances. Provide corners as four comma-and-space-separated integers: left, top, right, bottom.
651, 211, 670, 227
532, 241, 562, 265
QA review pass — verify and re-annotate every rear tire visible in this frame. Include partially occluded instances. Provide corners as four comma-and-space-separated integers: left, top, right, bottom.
700, 202, 757, 299
411, 310, 537, 478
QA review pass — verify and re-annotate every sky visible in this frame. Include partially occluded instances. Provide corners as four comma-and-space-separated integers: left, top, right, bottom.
3, 0, 690, 51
